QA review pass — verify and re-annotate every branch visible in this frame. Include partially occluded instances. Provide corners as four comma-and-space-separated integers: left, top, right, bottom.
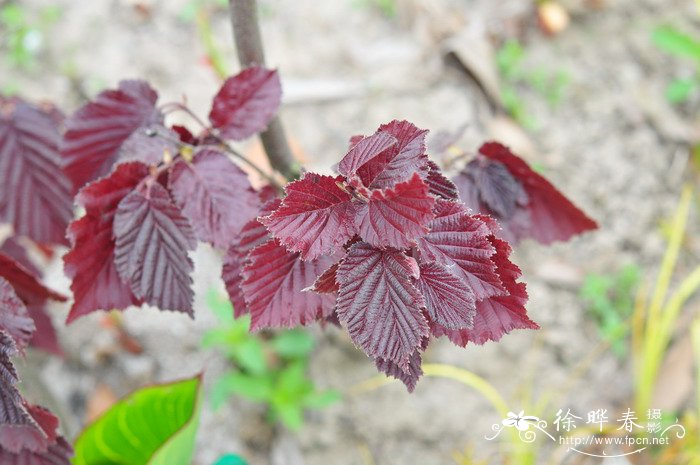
228, 0, 299, 181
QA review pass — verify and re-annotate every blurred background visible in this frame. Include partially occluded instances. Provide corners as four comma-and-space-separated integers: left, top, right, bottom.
2, 0, 700, 464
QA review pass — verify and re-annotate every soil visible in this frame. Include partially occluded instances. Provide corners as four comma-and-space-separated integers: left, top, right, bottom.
3, 0, 700, 464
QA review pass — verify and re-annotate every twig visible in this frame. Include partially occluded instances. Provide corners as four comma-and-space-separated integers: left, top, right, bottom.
228, 0, 299, 180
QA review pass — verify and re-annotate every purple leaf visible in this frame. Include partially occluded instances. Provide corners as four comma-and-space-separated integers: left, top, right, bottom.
64, 162, 149, 322
0, 97, 73, 245
425, 161, 459, 200
209, 67, 282, 140
354, 173, 435, 249
375, 344, 424, 392
453, 142, 598, 244
309, 261, 340, 294
338, 121, 430, 190
432, 236, 537, 345
118, 124, 179, 165
416, 261, 475, 330
114, 183, 196, 315
0, 239, 39, 277
241, 239, 335, 330
0, 279, 33, 353
335, 242, 428, 369
222, 204, 277, 318
25, 305, 61, 356
0, 254, 66, 307
417, 199, 505, 300
0, 333, 46, 454
358, 120, 429, 189
262, 173, 355, 260
337, 132, 397, 181
169, 149, 260, 249
61, 80, 162, 190
0, 436, 72, 465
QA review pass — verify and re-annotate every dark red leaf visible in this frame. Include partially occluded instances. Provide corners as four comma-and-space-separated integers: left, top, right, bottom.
432, 236, 537, 345
60, 80, 161, 190
171, 125, 198, 145
241, 239, 335, 330
0, 239, 39, 277
338, 121, 430, 190
22, 405, 57, 446
262, 173, 355, 260
25, 305, 61, 356
416, 261, 475, 330
375, 345, 424, 392
354, 173, 435, 249
0, 279, 33, 352
209, 67, 282, 140
0, 436, 72, 465
427, 124, 466, 154
64, 162, 149, 322
0, 333, 47, 454
0, 402, 70, 463
114, 183, 196, 315
416, 199, 505, 300
222, 197, 280, 317
358, 120, 429, 189
309, 261, 340, 294
222, 209, 275, 318
118, 124, 179, 165
169, 149, 260, 249
337, 132, 397, 181
335, 242, 428, 368
0, 252, 64, 356
425, 161, 459, 200
453, 142, 597, 244
0, 97, 72, 245
0, 254, 66, 306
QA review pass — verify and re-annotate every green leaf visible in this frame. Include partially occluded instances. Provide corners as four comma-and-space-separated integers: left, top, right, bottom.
665, 78, 696, 103
652, 26, 700, 61
271, 330, 315, 358
0, 4, 24, 27
72, 375, 202, 465
207, 289, 235, 323
234, 338, 267, 375
214, 372, 274, 402
496, 39, 525, 80
274, 403, 304, 431
213, 455, 249, 465
276, 361, 312, 396
303, 389, 342, 409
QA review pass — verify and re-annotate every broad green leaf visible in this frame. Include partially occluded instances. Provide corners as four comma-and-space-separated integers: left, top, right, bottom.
652, 26, 700, 61
665, 78, 696, 103
271, 330, 315, 358
72, 375, 202, 465
213, 455, 249, 465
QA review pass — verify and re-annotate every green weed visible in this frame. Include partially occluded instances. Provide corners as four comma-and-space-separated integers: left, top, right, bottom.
203, 291, 340, 430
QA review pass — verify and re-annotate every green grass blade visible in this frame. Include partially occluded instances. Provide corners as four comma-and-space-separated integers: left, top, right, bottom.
652, 26, 700, 61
